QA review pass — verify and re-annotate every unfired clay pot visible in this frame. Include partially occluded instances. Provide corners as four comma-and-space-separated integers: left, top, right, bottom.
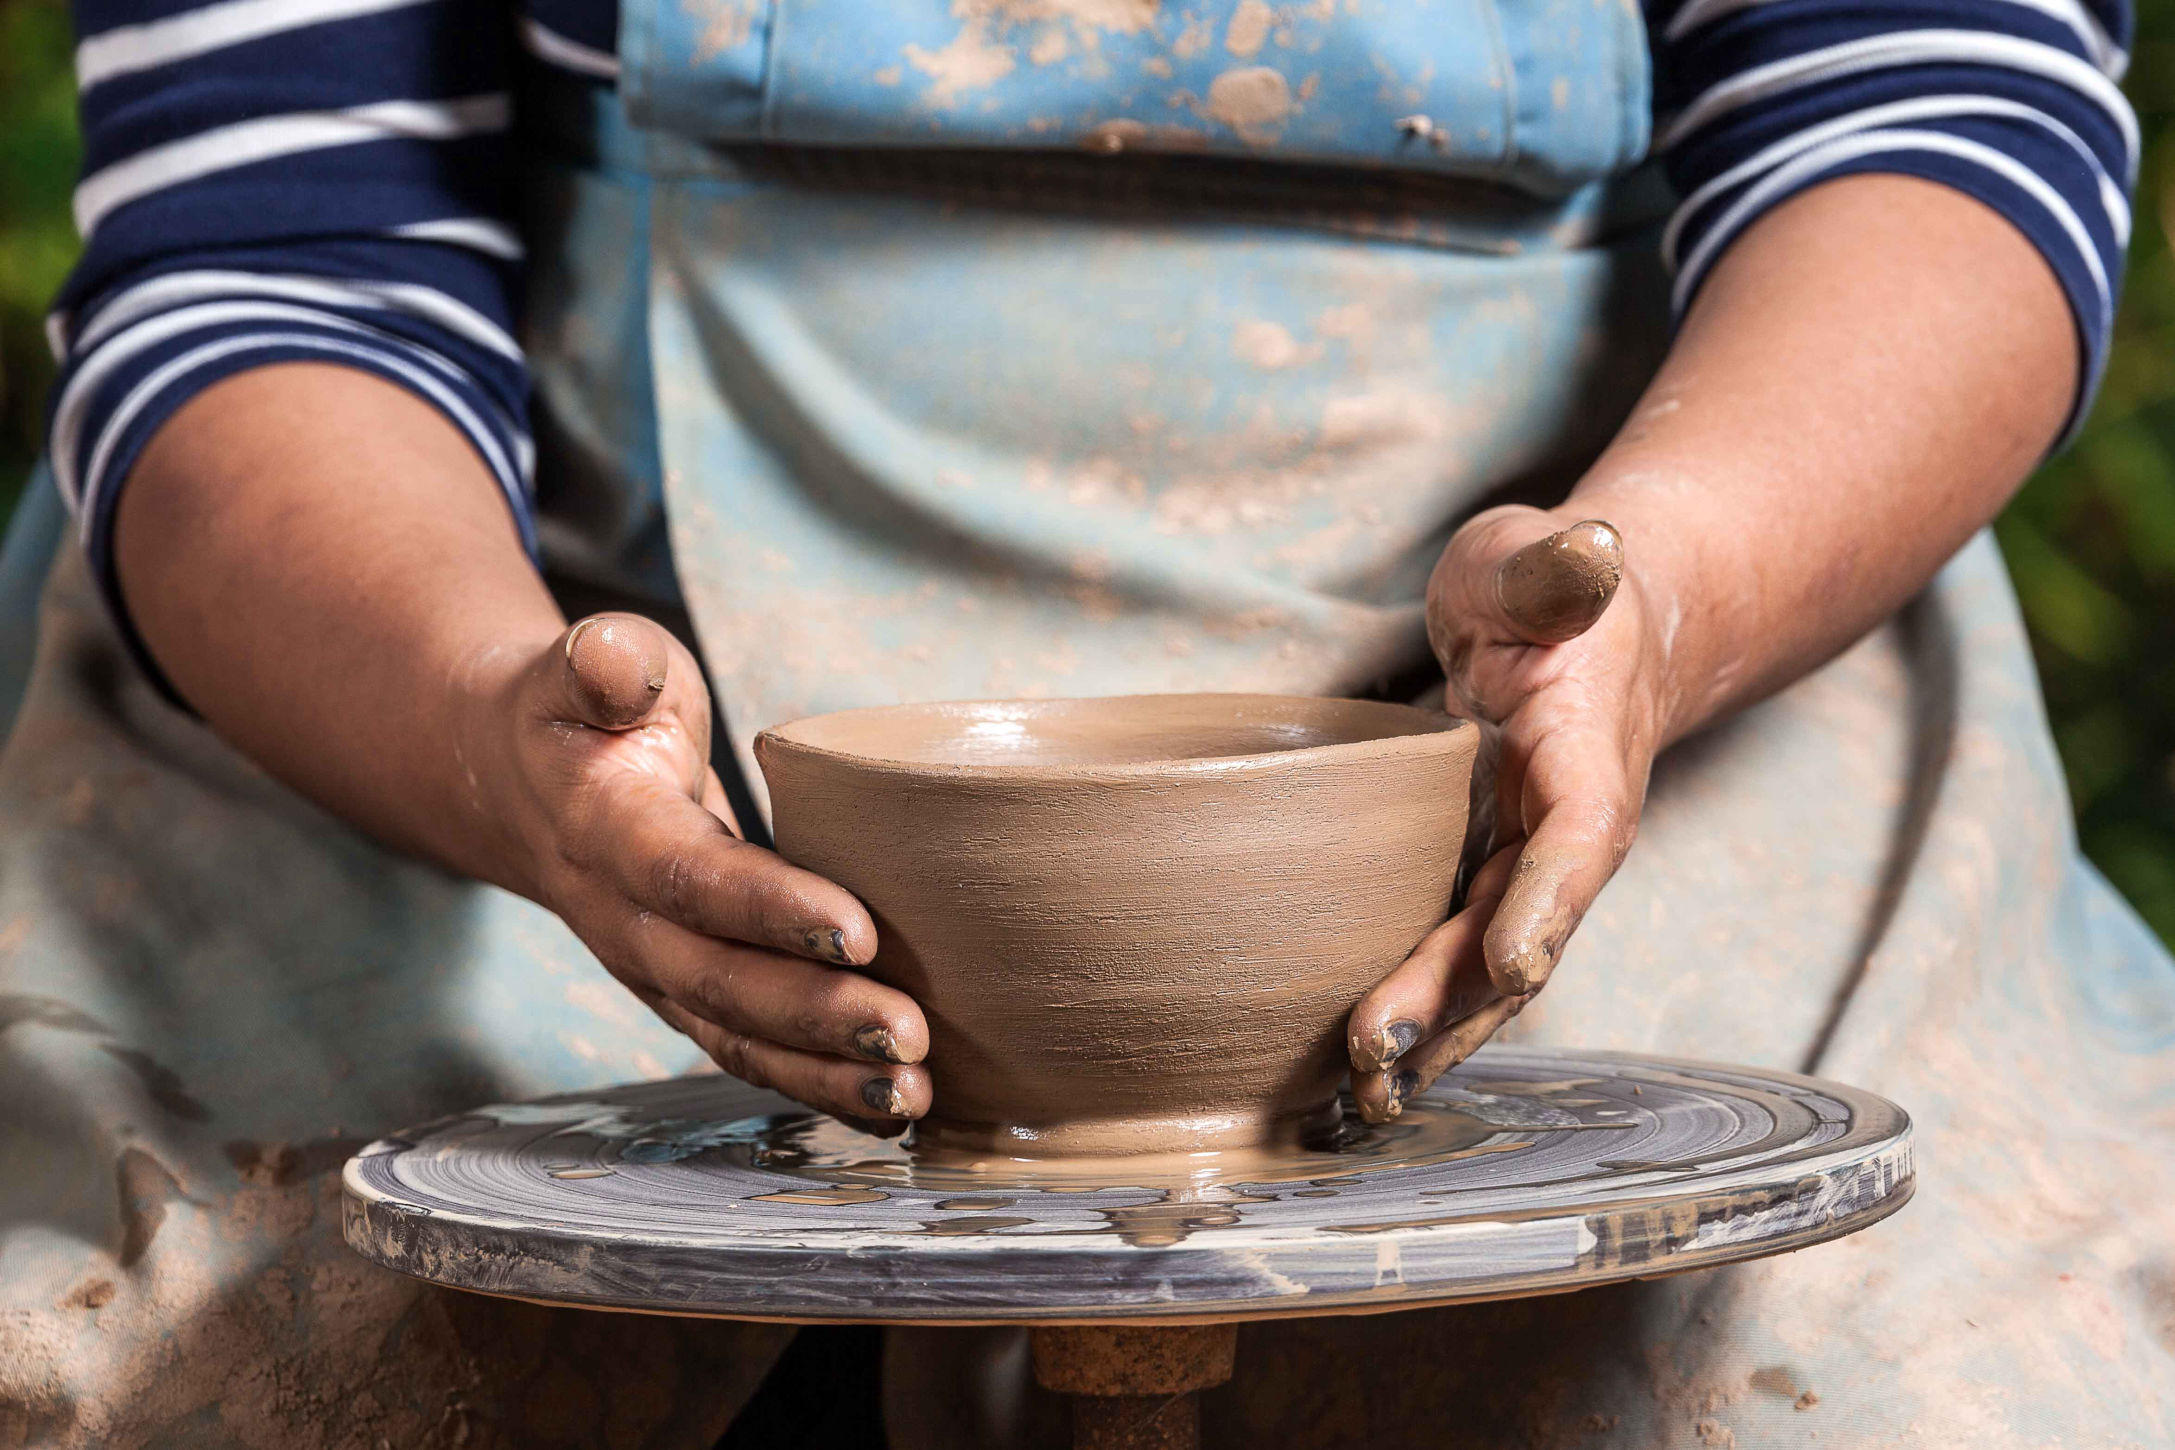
755, 694, 1476, 1158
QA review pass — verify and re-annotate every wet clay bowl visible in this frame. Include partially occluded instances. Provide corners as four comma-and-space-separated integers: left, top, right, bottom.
754, 694, 1476, 1159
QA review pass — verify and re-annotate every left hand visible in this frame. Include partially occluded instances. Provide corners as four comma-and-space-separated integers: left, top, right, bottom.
1345, 506, 1670, 1120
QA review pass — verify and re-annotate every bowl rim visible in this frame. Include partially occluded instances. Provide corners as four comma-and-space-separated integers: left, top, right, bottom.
753, 692, 1475, 783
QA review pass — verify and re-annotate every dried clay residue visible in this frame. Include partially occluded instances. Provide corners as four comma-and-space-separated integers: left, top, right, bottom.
1224, 0, 1274, 56
116, 1147, 192, 1268
908, 0, 1161, 106
681, 0, 758, 63
1205, 65, 1294, 142
750, 1185, 890, 1206
4, 1140, 796, 1450
905, 25, 1019, 106
1231, 319, 1323, 372
957, 0, 1159, 31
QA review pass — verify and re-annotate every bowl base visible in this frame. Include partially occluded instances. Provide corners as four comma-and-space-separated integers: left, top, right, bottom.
902, 1097, 1350, 1165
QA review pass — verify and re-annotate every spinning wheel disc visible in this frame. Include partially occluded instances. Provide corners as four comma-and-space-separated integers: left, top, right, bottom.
342, 1046, 1912, 1325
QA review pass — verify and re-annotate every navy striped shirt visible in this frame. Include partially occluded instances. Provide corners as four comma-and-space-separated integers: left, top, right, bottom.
47, 0, 2136, 633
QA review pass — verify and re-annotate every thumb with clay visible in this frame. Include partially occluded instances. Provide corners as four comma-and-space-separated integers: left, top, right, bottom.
553, 613, 676, 733
1424, 511, 1624, 708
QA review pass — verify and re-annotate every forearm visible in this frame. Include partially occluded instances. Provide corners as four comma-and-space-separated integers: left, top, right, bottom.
1572, 173, 2078, 745
113, 362, 566, 890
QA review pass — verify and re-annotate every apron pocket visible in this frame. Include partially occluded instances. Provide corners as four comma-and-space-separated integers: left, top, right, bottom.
620, 0, 1648, 197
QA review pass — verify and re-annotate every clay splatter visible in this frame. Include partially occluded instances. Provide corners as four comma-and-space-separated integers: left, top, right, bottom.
749, 1185, 891, 1206
1204, 65, 1295, 142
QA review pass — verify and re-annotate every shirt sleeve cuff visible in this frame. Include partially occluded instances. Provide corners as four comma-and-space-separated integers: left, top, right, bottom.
1664, 133, 2121, 448
45, 310, 538, 707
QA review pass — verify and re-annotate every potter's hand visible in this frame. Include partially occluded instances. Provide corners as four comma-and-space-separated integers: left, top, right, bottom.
109, 370, 930, 1130
487, 614, 932, 1128
1346, 510, 1661, 1120
1326, 177, 2082, 1122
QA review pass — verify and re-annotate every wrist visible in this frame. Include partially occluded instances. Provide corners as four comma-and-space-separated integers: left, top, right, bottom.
436, 628, 567, 900
1557, 473, 1748, 752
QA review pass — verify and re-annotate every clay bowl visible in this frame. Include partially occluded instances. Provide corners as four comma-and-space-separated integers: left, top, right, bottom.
754, 694, 1476, 1159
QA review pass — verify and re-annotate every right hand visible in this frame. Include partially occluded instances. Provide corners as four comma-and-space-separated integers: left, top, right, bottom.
1345, 513, 1654, 1119
469, 612, 931, 1129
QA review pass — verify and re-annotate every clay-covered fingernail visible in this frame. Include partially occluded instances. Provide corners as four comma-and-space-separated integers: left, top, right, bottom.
1383, 1069, 1419, 1119
563, 615, 670, 727
1495, 519, 1623, 644
1494, 899, 1565, 994
860, 1076, 907, 1116
1381, 1019, 1421, 1065
852, 1025, 904, 1064
1500, 938, 1559, 995
1353, 1018, 1421, 1072
803, 927, 852, 964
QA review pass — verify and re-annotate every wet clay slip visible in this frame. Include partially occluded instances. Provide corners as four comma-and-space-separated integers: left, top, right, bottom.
755, 694, 1476, 1158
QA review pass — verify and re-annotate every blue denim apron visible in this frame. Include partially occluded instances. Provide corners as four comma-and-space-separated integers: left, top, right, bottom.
545, 0, 1668, 813
2, 4, 2171, 1446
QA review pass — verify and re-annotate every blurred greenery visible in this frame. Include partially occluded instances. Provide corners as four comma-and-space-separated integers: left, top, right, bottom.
1999, 0, 2175, 942
1, 0, 2172, 940
1, 0, 79, 498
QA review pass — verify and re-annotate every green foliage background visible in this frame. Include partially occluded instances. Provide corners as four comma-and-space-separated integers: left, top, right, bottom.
3, 0, 2172, 941
1998, 6, 2175, 943
2, 0, 79, 499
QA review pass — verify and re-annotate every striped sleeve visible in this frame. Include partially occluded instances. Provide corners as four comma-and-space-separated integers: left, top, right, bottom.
519, 0, 618, 78
45, 0, 535, 686
1648, 0, 2136, 442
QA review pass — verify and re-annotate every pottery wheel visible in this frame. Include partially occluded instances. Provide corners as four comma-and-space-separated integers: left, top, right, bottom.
341, 1045, 1911, 1326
